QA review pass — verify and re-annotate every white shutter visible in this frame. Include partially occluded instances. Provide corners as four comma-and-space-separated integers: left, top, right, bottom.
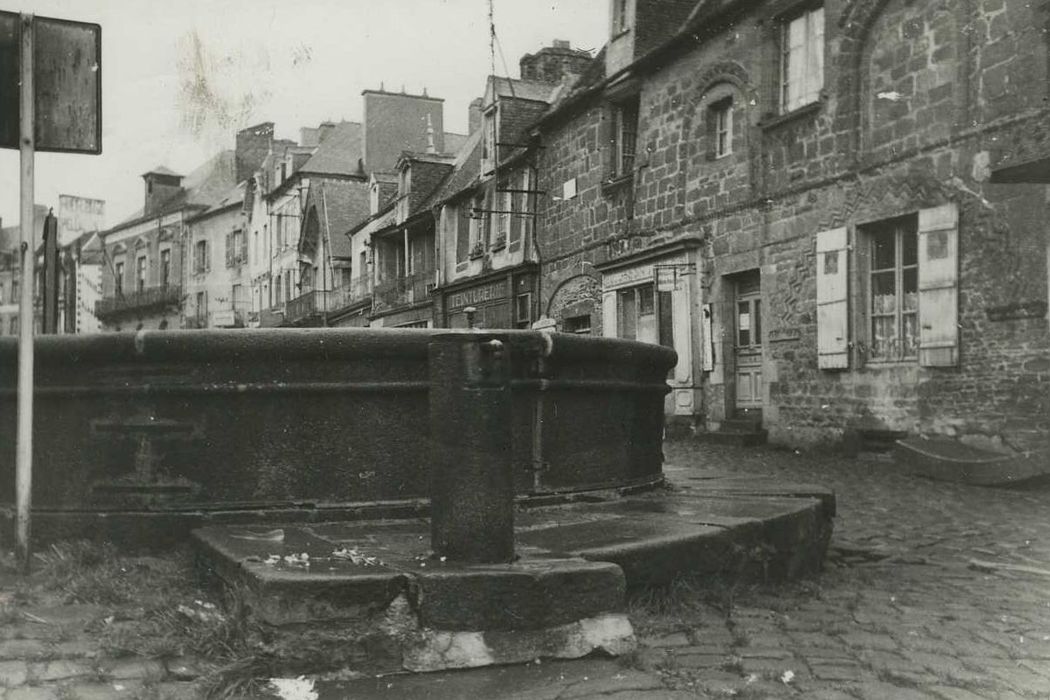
816, 226, 849, 369
701, 303, 714, 371
602, 291, 617, 338
918, 203, 959, 367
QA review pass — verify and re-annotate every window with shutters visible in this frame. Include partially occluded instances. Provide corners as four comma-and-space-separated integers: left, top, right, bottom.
779, 5, 824, 113
868, 217, 919, 362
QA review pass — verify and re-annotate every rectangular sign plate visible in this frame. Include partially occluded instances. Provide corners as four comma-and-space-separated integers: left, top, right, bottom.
0, 11, 102, 154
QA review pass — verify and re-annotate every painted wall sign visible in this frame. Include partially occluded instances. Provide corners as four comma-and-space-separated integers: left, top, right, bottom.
0, 12, 102, 153
447, 280, 508, 311
603, 253, 688, 290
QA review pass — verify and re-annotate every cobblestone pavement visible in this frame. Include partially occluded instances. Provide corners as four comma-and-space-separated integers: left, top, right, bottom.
636, 441, 1050, 700
2, 441, 1049, 699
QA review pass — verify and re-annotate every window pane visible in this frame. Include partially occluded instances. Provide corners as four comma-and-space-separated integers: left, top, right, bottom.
901, 227, 918, 266
902, 268, 918, 311
658, 291, 674, 348
902, 312, 919, 358
871, 271, 897, 314
638, 283, 654, 315
737, 301, 751, 347
618, 289, 636, 340
871, 315, 896, 360
753, 299, 762, 345
872, 234, 896, 270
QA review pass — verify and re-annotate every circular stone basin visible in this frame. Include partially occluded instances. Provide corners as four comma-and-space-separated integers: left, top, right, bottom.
0, 329, 676, 546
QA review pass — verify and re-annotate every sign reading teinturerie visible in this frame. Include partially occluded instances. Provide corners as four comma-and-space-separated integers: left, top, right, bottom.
0, 11, 101, 153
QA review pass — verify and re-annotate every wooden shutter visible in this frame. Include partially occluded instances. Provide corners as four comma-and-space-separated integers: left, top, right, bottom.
701, 303, 714, 371
816, 226, 849, 369
918, 203, 959, 367
225, 233, 233, 268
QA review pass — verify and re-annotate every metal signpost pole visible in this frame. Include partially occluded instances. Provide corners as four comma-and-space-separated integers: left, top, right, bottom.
16, 12, 35, 571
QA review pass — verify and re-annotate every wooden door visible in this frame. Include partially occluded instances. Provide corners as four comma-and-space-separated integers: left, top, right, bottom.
734, 273, 763, 414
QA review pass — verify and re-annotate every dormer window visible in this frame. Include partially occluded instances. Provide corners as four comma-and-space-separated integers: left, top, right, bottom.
482, 107, 497, 173
779, 5, 825, 113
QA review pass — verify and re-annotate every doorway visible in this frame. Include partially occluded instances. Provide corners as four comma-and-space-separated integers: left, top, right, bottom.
733, 270, 763, 419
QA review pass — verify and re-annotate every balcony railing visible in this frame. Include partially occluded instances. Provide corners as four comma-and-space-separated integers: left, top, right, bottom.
95, 285, 182, 318
373, 271, 435, 311
284, 286, 359, 325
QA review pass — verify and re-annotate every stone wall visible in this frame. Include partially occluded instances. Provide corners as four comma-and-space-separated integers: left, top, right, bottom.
535, 0, 1050, 452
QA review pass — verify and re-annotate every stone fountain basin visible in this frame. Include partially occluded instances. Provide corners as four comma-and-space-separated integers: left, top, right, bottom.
0, 328, 675, 547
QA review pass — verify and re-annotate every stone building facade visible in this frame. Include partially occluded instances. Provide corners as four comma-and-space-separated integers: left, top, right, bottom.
533, 0, 1049, 454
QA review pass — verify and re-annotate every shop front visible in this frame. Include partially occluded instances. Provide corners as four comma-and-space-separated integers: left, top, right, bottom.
439, 266, 537, 330
596, 239, 704, 422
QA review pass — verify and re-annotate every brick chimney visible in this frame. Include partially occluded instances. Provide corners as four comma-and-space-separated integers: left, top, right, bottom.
362, 88, 445, 172
142, 168, 184, 217
235, 122, 274, 184
468, 98, 484, 135
519, 40, 592, 84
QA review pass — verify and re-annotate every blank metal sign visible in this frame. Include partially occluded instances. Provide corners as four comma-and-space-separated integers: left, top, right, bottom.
0, 11, 101, 154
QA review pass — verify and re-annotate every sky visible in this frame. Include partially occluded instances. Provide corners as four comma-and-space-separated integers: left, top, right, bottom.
0, 0, 608, 228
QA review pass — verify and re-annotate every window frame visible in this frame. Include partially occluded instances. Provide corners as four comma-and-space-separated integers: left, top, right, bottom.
864, 216, 919, 364
194, 239, 209, 275
778, 4, 825, 114
613, 97, 639, 179
136, 254, 147, 292
712, 98, 734, 158
114, 260, 124, 296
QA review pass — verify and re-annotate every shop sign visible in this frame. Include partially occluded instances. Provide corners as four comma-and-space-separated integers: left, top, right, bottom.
447, 280, 508, 310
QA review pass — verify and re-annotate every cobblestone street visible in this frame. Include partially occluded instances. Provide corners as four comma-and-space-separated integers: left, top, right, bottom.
2, 441, 1049, 699
637, 441, 1050, 699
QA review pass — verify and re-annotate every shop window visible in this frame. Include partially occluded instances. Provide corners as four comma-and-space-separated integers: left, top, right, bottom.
868, 217, 919, 362
515, 292, 532, 329
562, 314, 592, 335
779, 5, 824, 113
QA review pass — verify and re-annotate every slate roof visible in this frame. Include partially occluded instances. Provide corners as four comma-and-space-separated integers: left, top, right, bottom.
113, 151, 238, 231
313, 179, 371, 257
188, 181, 247, 222
141, 165, 185, 178
427, 128, 483, 207
298, 121, 364, 177
490, 77, 559, 104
